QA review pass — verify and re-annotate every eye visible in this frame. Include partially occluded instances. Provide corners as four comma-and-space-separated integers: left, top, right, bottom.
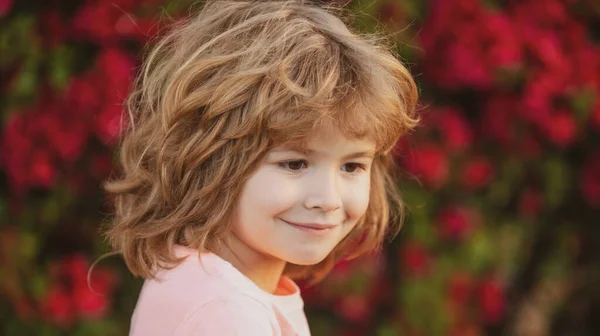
342, 162, 366, 173
279, 160, 308, 173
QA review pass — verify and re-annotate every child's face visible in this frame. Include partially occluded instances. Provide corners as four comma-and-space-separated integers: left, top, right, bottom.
230, 128, 375, 267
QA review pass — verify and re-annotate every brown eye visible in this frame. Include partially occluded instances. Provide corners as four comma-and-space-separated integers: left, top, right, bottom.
280, 160, 308, 172
342, 162, 365, 173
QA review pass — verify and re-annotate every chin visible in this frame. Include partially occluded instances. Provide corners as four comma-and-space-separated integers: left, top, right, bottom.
285, 250, 331, 266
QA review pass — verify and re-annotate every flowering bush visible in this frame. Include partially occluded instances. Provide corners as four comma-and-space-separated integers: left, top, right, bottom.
1, 0, 599, 335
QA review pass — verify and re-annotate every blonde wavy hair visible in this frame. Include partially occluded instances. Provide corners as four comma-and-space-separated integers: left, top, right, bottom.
103, 0, 419, 284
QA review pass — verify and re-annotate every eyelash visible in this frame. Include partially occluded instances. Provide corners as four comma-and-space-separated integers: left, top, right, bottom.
278, 160, 367, 174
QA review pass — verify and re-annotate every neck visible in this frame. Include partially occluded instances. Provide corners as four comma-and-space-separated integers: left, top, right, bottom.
213, 233, 287, 294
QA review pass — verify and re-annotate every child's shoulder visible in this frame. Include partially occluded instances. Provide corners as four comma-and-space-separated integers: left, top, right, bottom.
130, 246, 276, 335
143, 245, 271, 308
174, 294, 277, 334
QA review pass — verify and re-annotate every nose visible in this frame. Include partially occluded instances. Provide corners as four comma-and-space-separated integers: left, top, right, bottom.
303, 169, 342, 212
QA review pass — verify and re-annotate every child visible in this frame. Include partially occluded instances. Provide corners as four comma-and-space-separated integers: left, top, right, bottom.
103, 0, 419, 334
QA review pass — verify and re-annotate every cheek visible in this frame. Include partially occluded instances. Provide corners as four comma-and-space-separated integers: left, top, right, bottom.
343, 177, 371, 221
239, 167, 298, 216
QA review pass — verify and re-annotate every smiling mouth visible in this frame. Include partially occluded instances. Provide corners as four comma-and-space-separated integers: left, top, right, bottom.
280, 219, 337, 236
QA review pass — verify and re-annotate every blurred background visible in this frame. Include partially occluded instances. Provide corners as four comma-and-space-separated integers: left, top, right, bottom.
1, 0, 600, 335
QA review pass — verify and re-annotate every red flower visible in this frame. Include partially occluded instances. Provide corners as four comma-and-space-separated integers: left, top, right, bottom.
529, 33, 569, 73
97, 103, 126, 145
447, 272, 473, 308
580, 153, 600, 207
29, 149, 57, 188
436, 206, 478, 242
73, 283, 110, 319
378, 2, 406, 31
430, 107, 473, 153
478, 278, 505, 323
96, 48, 135, 95
71, 1, 160, 44
461, 157, 494, 190
419, 0, 521, 90
1, 114, 34, 194
40, 11, 67, 48
447, 323, 482, 336
480, 94, 519, 147
94, 48, 134, 144
517, 134, 542, 158
522, 73, 559, 126
90, 154, 113, 180
66, 74, 103, 114
540, 109, 577, 148
39, 254, 119, 327
13, 298, 34, 321
39, 286, 75, 328
0, 0, 12, 17
336, 295, 369, 324
519, 188, 543, 217
483, 13, 522, 68
404, 144, 449, 189
591, 103, 600, 132
400, 241, 432, 277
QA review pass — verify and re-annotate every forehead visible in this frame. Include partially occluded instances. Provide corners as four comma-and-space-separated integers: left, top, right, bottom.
266, 101, 398, 155
274, 126, 376, 154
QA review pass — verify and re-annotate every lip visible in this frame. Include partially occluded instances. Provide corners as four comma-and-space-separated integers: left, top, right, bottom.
284, 221, 336, 229
280, 219, 337, 235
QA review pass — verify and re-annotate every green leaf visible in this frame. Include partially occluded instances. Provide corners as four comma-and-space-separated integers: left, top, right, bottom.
49, 47, 76, 89
377, 324, 402, 336
19, 231, 38, 261
570, 87, 595, 123
461, 229, 494, 273
30, 272, 48, 299
542, 157, 571, 209
13, 66, 37, 98
40, 197, 61, 225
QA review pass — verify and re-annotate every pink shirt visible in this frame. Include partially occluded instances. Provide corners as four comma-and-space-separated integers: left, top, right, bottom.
129, 245, 311, 335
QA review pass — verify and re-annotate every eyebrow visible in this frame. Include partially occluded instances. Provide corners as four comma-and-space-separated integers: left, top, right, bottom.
271, 148, 375, 160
